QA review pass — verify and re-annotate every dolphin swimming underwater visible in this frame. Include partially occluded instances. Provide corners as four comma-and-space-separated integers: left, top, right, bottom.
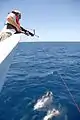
34, 91, 53, 111
43, 108, 60, 120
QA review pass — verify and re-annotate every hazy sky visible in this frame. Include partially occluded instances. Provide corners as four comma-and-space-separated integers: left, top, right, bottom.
0, 0, 80, 41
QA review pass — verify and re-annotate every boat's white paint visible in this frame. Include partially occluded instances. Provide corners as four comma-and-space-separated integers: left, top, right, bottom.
0, 34, 20, 64
0, 34, 21, 91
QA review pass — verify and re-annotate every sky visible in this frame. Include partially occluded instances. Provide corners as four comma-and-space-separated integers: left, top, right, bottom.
0, 0, 80, 41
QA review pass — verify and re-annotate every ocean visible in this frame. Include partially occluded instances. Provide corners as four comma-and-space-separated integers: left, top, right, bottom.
0, 42, 80, 120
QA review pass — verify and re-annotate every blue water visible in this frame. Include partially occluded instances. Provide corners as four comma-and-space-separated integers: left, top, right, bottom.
0, 42, 80, 120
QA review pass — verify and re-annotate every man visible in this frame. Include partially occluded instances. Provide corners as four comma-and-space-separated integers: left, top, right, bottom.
0, 9, 34, 41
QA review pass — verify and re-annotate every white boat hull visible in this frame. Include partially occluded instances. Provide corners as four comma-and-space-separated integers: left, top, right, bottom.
0, 34, 21, 91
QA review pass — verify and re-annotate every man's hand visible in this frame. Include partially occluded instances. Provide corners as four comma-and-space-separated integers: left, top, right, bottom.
25, 31, 30, 36
16, 25, 21, 32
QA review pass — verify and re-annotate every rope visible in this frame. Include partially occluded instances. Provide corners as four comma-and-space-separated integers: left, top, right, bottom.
43, 50, 80, 113
55, 70, 80, 113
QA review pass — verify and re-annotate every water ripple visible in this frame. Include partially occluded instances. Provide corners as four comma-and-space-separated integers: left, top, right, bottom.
0, 42, 80, 120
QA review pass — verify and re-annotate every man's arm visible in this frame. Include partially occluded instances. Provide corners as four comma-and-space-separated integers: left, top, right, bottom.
20, 26, 34, 36
7, 17, 21, 32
